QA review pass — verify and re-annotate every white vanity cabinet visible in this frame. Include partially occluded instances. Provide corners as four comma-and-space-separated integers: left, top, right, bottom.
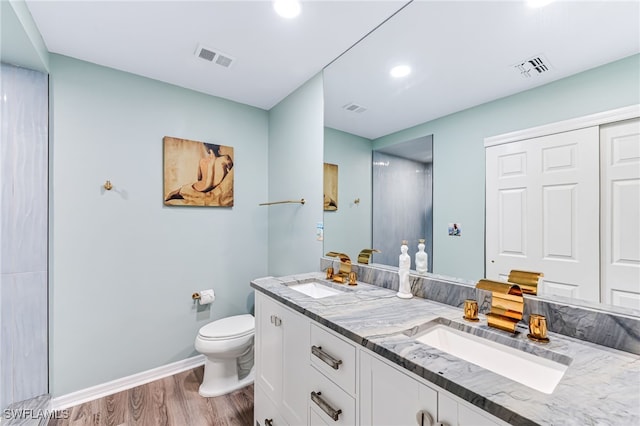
254, 291, 507, 426
255, 292, 310, 426
308, 323, 358, 425
360, 351, 438, 425
360, 350, 507, 426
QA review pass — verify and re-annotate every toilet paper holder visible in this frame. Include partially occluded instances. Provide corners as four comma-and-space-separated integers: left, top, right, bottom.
192, 289, 216, 305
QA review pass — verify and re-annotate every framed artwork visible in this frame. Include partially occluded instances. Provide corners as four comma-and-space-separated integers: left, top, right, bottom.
324, 162, 338, 211
163, 136, 234, 207
448, 223, 462, 236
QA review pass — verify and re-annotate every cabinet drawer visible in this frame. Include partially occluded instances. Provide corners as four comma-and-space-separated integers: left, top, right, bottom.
310, 323, 356, 395
255, 384, 287, 426
309, 366, 356, 426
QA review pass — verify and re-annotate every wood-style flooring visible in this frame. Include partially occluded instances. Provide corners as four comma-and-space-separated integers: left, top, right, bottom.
48, 366, 253, 426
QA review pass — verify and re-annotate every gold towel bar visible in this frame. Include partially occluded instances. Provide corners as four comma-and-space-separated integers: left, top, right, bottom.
259, 198, 305, 206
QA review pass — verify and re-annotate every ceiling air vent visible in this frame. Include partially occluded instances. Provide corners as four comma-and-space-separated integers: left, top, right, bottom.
342, 102, 367, 114
514, 54, 551, 78
195, 44, 235, 68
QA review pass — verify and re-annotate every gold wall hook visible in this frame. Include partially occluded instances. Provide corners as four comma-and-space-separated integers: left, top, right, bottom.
354, 198, 360, 204
103, 180, 113, 190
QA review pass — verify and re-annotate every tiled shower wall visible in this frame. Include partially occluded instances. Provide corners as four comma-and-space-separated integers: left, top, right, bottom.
1, 63, 48, 409
372, 151, 433, 270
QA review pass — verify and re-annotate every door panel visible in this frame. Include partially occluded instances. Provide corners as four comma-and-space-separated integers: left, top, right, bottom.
487, 126, 600, 302
601, 118, 640, 309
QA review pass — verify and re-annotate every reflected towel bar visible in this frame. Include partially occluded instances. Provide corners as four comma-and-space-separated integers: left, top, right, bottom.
259, 198, 305, 206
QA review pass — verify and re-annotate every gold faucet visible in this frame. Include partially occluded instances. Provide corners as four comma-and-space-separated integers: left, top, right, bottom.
325, 252, 357, 285
476, 279, 524, 333
508, 270, 544, 295
357, 248, 380, 264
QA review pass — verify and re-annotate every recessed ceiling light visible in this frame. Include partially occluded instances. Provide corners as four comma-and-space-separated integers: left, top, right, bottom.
390, 65, 411, 78
274, 0, 301, 19
528, 0, 554, 8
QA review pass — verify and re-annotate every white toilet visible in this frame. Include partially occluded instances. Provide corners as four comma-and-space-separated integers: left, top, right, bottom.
194, 314, 255, 397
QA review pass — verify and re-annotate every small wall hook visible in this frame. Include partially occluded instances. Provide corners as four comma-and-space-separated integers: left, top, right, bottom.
104, 180, 113, 191
354, 198, 360, 205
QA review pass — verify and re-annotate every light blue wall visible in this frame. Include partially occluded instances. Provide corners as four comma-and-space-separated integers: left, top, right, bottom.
323, 127, 372, 261
268, 74, 324, 276
373, 54, 640, 281
49, 54, 270, 396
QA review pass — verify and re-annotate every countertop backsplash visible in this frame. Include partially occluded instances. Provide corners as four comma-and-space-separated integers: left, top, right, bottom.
320, 257, 640, 355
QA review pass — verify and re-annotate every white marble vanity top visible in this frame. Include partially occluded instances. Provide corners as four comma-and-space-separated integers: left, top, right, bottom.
251, 272, 640, 426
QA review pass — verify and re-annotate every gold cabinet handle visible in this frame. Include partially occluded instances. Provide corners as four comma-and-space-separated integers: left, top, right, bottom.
310, 391, 342, 421
311, 345, 342, 370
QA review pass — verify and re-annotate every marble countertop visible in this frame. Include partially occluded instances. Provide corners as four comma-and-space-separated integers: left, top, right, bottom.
251, 272, 640, 426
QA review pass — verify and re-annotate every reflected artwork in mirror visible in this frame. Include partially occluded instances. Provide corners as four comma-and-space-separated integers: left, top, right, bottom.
321, 0, 640, 317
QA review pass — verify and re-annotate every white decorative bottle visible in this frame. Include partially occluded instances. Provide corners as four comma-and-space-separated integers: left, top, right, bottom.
397, 240, 413, 299
415, 239, 428, 275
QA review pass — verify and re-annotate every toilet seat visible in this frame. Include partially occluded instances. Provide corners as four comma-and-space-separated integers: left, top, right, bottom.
198, 314, 254, 341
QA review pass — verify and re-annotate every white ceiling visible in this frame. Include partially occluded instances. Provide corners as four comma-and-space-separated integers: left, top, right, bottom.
325, 0, 640, 139
25, 0, 408, 110
24, 0, 640, 140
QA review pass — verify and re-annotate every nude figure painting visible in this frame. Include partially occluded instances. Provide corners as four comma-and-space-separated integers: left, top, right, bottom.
324, 162, 338, 211
163, 136, 234, 207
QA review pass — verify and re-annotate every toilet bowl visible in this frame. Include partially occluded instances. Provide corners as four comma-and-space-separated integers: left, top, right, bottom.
194, 314, 255, 397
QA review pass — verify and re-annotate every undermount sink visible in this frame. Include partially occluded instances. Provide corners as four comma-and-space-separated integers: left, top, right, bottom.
287, 281, 343, 299
413, 322, 570, 394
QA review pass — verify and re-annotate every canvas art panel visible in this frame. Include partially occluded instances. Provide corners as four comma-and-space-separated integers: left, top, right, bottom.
448, 223, 462, 236
324, 163, 338, 211
163, 136, 234, 207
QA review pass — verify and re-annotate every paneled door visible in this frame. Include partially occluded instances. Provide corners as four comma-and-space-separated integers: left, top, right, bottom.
600, 118, 640, 309
486, 127, 600, 302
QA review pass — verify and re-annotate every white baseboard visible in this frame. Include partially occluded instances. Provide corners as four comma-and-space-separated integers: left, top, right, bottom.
51, 355, 205, 411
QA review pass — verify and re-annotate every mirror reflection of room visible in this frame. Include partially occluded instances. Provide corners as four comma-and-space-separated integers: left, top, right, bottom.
322, 0, 640, 313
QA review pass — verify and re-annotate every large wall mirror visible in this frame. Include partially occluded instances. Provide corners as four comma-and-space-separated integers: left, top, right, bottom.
322, 0, 640, 316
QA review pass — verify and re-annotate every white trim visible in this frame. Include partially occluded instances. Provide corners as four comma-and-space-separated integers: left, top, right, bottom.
484, 105, 640, 147
51, 355, 205, 411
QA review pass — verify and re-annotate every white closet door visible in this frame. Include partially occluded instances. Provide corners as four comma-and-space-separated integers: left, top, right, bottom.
486, 126, 600, 302
600, 118, 640, 309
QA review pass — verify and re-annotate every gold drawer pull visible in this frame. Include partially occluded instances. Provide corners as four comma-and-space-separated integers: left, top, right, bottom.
311, 345, 342, 370
310, 391, 342, 421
